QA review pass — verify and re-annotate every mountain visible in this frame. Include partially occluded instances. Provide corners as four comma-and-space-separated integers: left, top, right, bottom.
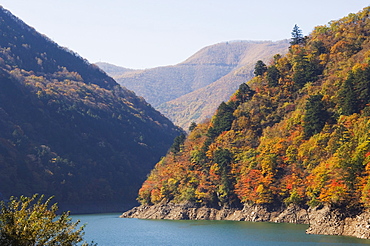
0, 6, 182, 213
126, 7, 370, 238
97, 40, 289, 129
94, 62, 134, 77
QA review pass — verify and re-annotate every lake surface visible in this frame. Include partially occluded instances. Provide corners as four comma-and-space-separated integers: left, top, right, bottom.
74, 213, 370, 245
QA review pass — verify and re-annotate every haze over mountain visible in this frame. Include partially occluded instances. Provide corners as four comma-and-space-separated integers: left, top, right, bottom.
97, 40, 289, 129
0, 6, 182, 212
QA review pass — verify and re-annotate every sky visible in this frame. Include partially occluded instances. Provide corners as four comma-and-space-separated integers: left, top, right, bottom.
1, 1, 369, 69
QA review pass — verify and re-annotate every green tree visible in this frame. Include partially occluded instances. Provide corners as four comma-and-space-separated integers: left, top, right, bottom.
188, 122, 197, 132
303, 95, 328, 138
254, 60, 267, 77
292, 50, 322, 89
236, 83, 255, 104
290, 24, 304, 45
311, 40, 327, 55
338, 73, 358, 115
200, 101, 236, 161
338, 65, 370, 115
266, 65, 280, 87
0, 194, 95, 246
213, 148, 234, 204
170, 134, 186, 154
354, 66, 370, 110
212, 102, 235, 135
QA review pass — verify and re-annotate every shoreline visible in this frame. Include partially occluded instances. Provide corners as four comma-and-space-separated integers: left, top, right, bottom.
121, 202, 370, 239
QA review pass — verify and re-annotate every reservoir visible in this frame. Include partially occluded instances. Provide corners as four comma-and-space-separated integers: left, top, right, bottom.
74, 213, 370, 245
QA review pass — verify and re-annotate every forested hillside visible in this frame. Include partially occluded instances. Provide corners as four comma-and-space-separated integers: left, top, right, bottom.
0, 6, 182, 212
98, 40, 288, 128
137, 7, 370, 211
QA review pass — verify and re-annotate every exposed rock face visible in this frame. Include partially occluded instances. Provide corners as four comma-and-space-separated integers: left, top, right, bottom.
120, 202, 309, 223
121, 203, 370, 239
306, 206, 370, 239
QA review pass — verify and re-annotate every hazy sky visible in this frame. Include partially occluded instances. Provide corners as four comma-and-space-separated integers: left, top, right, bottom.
1, 1, 369, 69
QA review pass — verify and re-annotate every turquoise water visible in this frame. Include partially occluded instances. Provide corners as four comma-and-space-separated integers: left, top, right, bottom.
74, 213, 370, 245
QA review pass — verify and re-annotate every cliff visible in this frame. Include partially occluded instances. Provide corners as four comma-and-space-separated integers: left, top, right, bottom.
121, 203, 370, 239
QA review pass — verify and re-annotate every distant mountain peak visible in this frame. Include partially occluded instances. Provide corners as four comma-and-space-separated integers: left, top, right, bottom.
99, 40, 289, 128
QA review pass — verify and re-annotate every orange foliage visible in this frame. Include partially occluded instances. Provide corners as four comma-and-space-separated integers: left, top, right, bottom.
137, 7, 370, 209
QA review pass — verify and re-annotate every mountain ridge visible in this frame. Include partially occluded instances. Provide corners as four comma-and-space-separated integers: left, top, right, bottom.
0, 6, 182, 213
98, 40, 289, 128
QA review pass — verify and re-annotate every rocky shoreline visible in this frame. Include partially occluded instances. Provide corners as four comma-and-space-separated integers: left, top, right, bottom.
120, 202, 370, 240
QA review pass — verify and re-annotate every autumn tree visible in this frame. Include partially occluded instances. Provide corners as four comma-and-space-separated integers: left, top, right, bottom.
0, 194, 95, 246
134, 7, 370, 212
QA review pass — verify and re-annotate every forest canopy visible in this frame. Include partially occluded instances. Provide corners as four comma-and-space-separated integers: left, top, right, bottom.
0, 6, 182, 212
136, 7, 370, 211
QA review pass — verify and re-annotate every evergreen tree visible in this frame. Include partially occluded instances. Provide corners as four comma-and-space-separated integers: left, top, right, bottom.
170, 134, 186, 154
213, 148, 234, 204
212, 102, 235, 135
266, 65, 280, 87
290, 24, 305, 45
188, 122, 197, 132
254, 60, 267, 76
236, 83, 255, 104
338, 73, 358, 115
201, 102, 235, 159
292, 51, 322, 89
338, 65, 370, 115
303, 95, 328, 138
311, 40, 327, 55
354, 66, 370, 110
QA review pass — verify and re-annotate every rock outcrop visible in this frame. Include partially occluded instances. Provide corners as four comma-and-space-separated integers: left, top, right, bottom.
121, 202, 309, 223
121, 202, 370, 239
306, 206, 370, 239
